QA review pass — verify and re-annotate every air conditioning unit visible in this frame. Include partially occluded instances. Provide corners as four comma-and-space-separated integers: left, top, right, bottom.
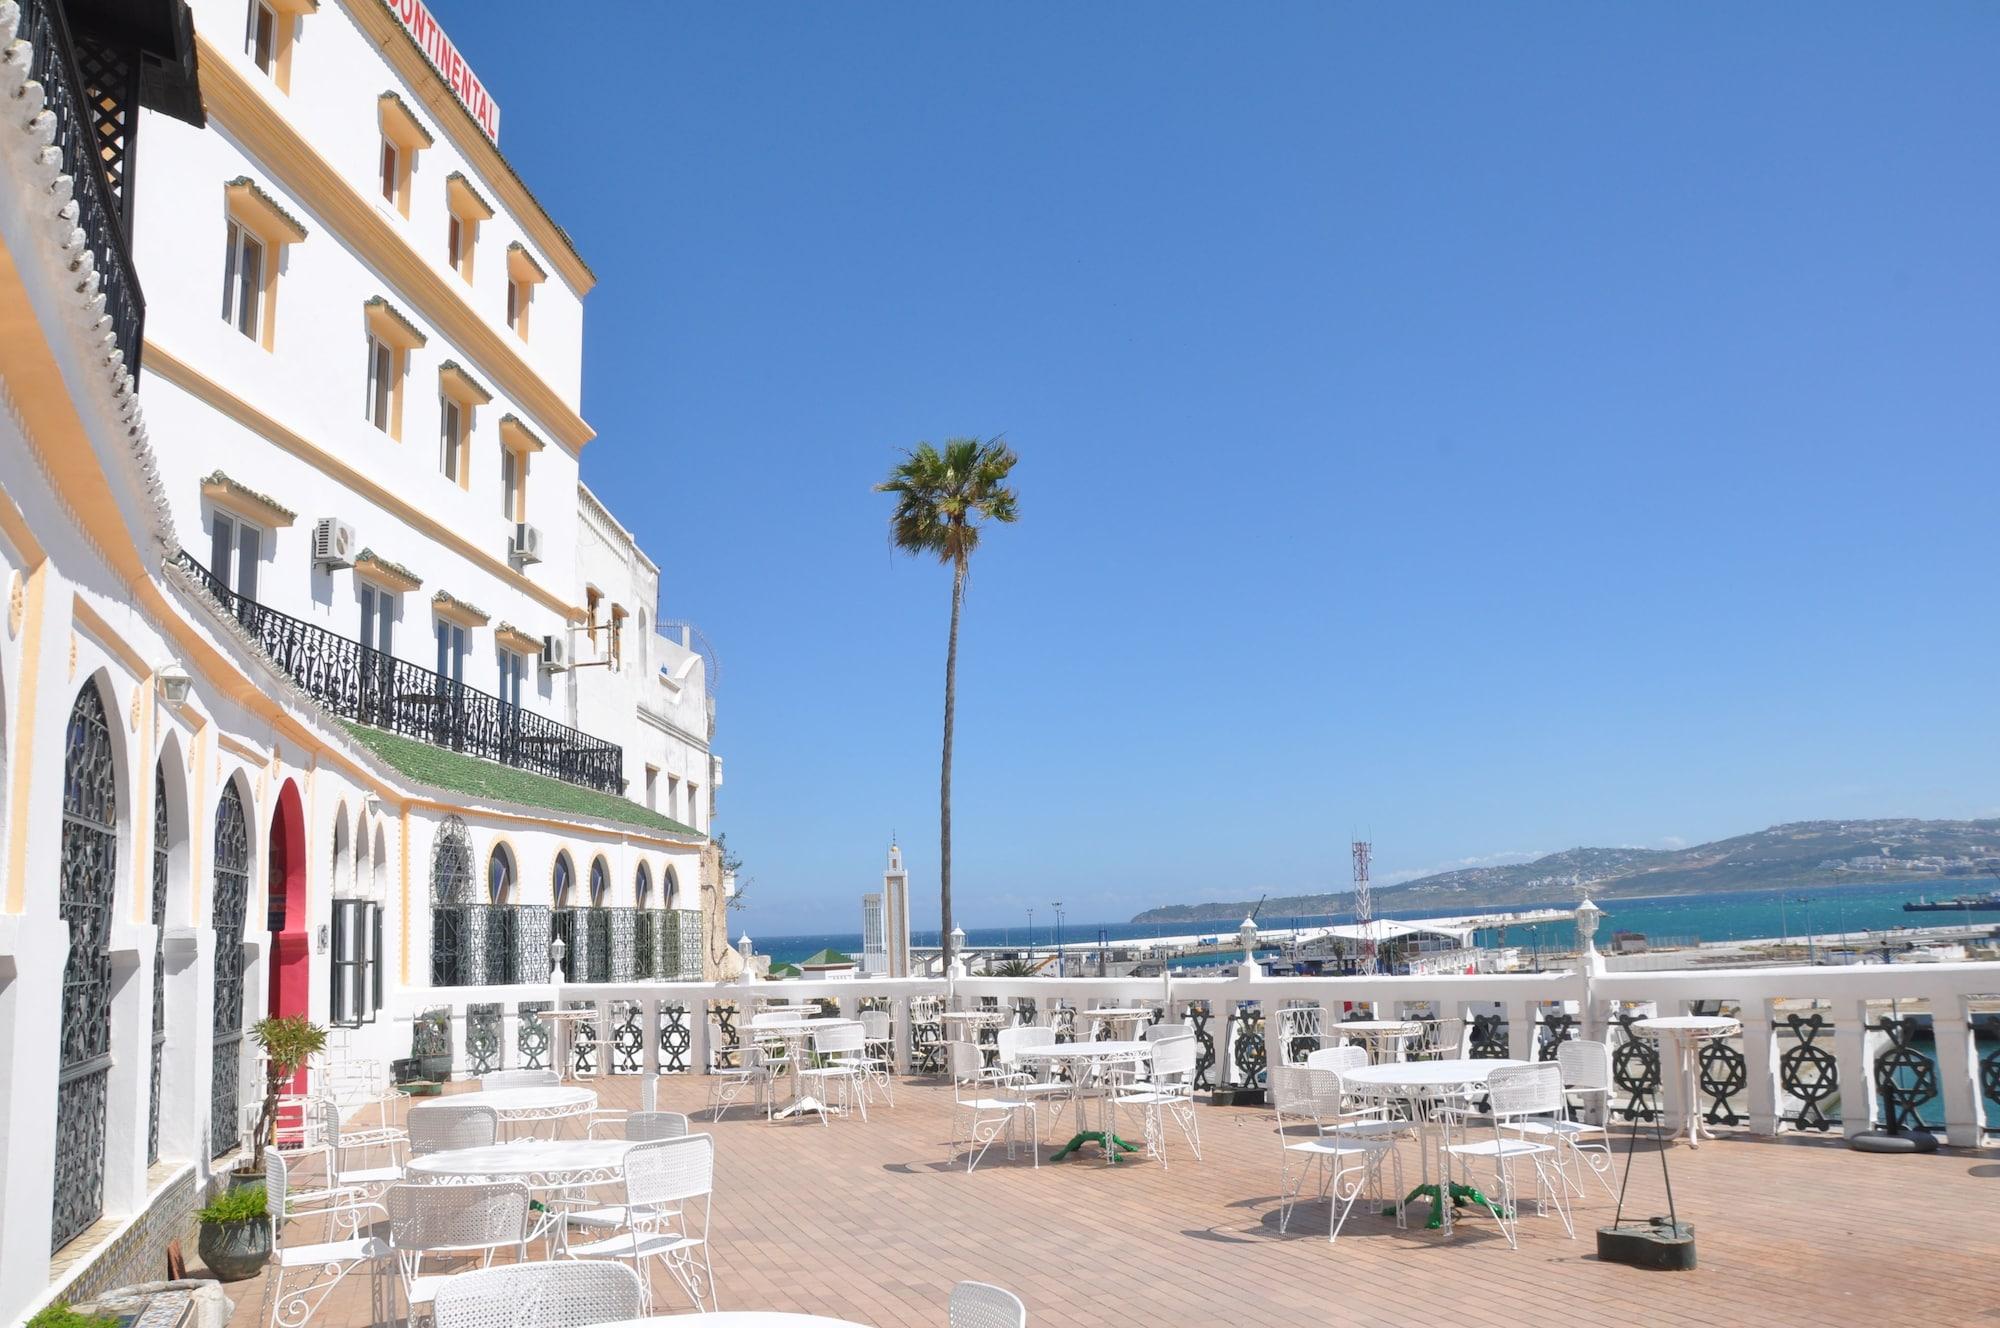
313, 517, 357, 569
540, 632, 571, 672
510, 522, 544, 566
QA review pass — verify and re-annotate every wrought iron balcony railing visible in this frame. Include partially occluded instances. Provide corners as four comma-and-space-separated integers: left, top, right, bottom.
18, 0, 145, 376
177, 552, 624, 792
432, 903, 704, 987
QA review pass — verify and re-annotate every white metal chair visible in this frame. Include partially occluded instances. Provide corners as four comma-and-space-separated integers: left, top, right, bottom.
949, 1039, 1039, 1172
480, 1069, 561, 1090
1508, 1040, 1616, 1199
706, 1039, 777, 1121
1302, 1045, 1413, 1141
565, 1133, 717, 1313
1273, 1067, 1403, 1244
1113, 1031, 1201, 1167
315, 1097, 404, 1196
860, 1007, 895, 1063
408, 1102, 499, 1157
588, 1110, 691, 1141
384, 1181, 531, 1323
797, 1023, 870, 1124
430, 1261, 645, 1328
949, 1280, 1028, 1328
993, 1025, 1070, 1135
259, 1147, 389, 1328
839, 1011, 897, 1106
1445, 1061, 1575, 1247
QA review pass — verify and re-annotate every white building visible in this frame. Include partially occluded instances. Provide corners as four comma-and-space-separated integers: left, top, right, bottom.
882, 841, 912, 978
861, 892, 886, 975
0, 0, 723, 1316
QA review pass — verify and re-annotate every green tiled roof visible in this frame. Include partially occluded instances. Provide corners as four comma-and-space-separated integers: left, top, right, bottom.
339, 721, 701, 839
800, 948, 854, 967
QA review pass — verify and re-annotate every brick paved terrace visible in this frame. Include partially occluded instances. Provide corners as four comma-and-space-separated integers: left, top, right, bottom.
221, 1071, 2000, 1328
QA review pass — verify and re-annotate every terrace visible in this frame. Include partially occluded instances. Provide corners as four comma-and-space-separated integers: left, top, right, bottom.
216, 953, 1998, 1328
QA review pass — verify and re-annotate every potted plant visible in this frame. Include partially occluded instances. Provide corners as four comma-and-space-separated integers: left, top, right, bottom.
248, 1014, 326, 1170
194, 1182, 270, 1282
26, 1306, 117, 1328
412, 1007, 454, 1083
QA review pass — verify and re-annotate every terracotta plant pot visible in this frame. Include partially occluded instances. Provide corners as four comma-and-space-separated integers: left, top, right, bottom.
197, 1218, 271, 1283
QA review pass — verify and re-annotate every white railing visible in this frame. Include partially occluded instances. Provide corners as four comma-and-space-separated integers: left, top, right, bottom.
390, 958, 1999, 1147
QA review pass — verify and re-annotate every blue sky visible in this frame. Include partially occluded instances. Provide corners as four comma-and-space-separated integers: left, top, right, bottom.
452, 3, 2000, 934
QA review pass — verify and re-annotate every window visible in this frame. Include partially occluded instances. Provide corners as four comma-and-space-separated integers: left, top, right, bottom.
379, 139, 399, 205
636, 863, 651, 907
501, 446, 519, 520
377, 95, 431, 218
553, 852, 573, 906
439, 397, 464, 483
365, 334, 394, 432
246, 1, 277, 74
644, 766, 658, 810
445, 174, 491, 284
488, 844, 513, 903
434, 619, 466, 683
498, 648, 526, 709
447, 214, 464, 271
437, 363, 491, 490
505, 243, 546, 340
329, 898, 381, 1027
506, 278, 526, 336
589, 856, 610, 904
667, 775, 679, 823
686, 783, 700, 831
208, 510, 261, 599
359, 583, 395, 654
220, 221, 264, 342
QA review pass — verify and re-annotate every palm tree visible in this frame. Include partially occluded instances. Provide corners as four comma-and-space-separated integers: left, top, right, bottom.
876, 438, 1020, 973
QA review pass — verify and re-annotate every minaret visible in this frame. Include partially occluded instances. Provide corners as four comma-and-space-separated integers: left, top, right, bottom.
884, 839, 911, 978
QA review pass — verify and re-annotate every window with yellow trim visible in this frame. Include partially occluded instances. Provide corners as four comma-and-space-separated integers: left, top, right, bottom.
243, 0, 312, 93
221, 180, 307, 352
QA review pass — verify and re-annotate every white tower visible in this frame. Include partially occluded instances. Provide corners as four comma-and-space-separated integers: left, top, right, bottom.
884, 840, 912, 978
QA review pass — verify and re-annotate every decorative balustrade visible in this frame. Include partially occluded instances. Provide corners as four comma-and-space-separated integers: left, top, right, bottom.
385, 961, 2000, 1147
176, 553, 623, 791
17, 0, 145, 376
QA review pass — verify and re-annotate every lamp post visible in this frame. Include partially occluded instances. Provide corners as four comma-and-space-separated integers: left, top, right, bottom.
949, 925, 967, 976
1052, 901, 1065, 978
1238, 915, 1261, 979
1027, 907, 1035, 964
549, 934, 567, 984
737, 933, 754, 983
1574, 897, 1603, 978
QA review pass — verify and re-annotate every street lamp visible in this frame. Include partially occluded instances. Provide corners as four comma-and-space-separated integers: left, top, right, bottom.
949, 925, 966, 974
1052, 902, 1065, 978
1027, 907, 1035, 963
1238, 915, 1261, 977
549, 933, 567, 984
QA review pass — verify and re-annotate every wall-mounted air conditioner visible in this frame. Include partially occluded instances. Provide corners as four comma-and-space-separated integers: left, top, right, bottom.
313, 517, 357, 569
540, 632, 571, 672
510, 522, 544, 566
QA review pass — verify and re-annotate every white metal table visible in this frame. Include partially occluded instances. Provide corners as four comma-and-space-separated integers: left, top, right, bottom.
404, 1138, 636, 1189
1016, 1041, 1152, 1163
1344, 1057, 1526, 1232
414, 1087, 597, 1140
1634, 1015, 1741, 1148
588, 1315, 868, 1327
755, 1018, 862, 1120
1082, 1007, 1153, 1040
1334, 1019, 1422, 1062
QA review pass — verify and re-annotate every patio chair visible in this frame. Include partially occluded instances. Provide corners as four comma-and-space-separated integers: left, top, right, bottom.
1508, 1040, 1616, 1199
384, 1181, 531, 1322
949, 1281, 1028, 1328
430, 1261, 644, 1328
1410, 1017, 1467, 1061
860, 1007, 895, 1061
798, 1022, 871, 1123
1273, 1067, 1403, 1245
315, 1097, 404, 1197
259, 1147, 389, 1328
566, 1134, 718, 1312
407, 1102, 499, 1157
588, 1110, 691, 1141
994, 1025, 1070, 1134
949, 1040, 1038, 1172
1303, 1045, 1412, 1141
706, 1039, 777, 1121
1113, 1029, 1201, 1167
1445, 1062, 1575, 1248
480, 1069, 561, 1090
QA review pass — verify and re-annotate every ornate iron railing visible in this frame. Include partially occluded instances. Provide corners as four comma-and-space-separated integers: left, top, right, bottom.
177, 553, 623, 791
17, 0, 145, 376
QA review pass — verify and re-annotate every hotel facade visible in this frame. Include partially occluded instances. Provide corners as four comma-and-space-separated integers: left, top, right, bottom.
0, 0, 725, 1317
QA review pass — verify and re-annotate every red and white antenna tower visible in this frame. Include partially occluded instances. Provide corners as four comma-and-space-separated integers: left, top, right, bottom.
1352, 840, 1374, 972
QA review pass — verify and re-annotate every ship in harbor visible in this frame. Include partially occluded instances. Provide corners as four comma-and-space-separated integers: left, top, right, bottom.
1903, 889, 2000, 913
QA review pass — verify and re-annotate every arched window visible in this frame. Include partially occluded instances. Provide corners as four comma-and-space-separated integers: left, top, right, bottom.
55, 683, 119, 1249
148, 761, 172, 1165
664, 864, 681, 910
589, 855, 610, 904
430, 815, 473, 986
635, 862, 651, 907
210, 780, 251, 1158
489, 843, 515, 903
553, 851, 574, 906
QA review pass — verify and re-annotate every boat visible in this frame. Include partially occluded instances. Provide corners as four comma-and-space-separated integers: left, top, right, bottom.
1902, 890, 2000, 913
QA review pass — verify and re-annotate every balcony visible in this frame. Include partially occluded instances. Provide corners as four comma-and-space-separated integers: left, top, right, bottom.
177, 551, 624, 792
16, 0, 146, 376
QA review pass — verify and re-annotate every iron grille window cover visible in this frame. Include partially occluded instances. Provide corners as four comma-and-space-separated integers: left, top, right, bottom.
16, 0, 145, 376
176, 553, 623, 792
55, 685, 118, 1250
211, 782, 252, 1158
148, 764, 169, 1166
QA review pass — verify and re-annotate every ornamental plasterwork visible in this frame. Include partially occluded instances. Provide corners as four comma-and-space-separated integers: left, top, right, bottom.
8, 571, 22, 636
69, 632, 77, 680
130, 685, 143, 732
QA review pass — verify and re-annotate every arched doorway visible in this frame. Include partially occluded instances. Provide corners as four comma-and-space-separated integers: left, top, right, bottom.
54, 681, 122, 1250
266, 780, 309, 1039
211, 780, 253, 1157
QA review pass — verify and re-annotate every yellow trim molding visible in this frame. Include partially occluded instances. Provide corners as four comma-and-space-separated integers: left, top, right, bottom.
498, 413, 545, 453
446, 171, 494, 223
226, 177, 310, 245
439, 360, 493, 406
365, 295, 427, 350
493, 623, 541, 655
201, 472, 298, 528
354, 550, 423, 593
432, 590, 490, 628
199, 32, 594, 456
378, 91, 434, 151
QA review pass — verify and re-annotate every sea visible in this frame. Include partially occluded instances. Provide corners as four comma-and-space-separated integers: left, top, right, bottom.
749, 879, 1989, 966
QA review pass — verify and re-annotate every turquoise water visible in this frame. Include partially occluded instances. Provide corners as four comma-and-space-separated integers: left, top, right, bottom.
755, 879, 1986, 965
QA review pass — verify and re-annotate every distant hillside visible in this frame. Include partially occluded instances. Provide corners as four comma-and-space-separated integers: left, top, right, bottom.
1131, 819, 2000, 923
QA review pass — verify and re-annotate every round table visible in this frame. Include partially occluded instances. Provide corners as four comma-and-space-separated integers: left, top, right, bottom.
1344, 1058, 1526, 1231
1634, 1015, 1741, 1148
1334, 1019, 1422, 1062
404, 1138, 636, 1189
754, 1018, 861, 1120
590, 1315, 867, 1327
1082, 1007, 1153, 1040
1016, 1041, 1153, 1162
415, 1087, 595, 1138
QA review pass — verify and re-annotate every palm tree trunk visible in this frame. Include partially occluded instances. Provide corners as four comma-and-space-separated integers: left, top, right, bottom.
940, 556, 965, 971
